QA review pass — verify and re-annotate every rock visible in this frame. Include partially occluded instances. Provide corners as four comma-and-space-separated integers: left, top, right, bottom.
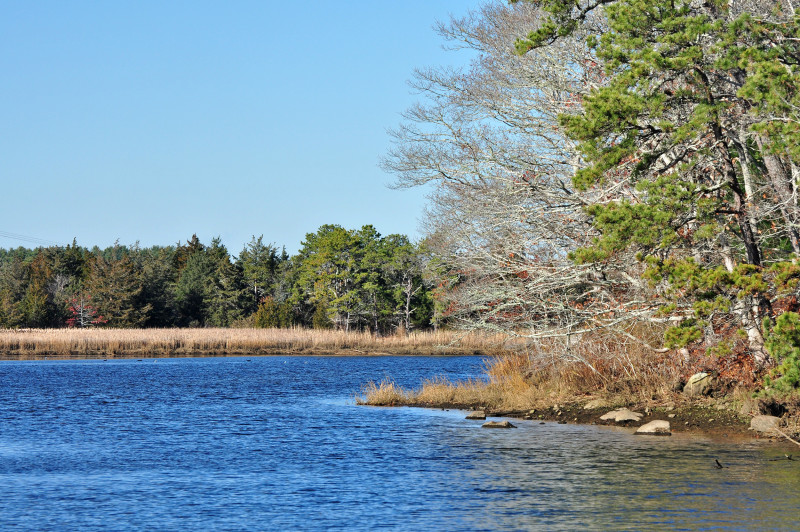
635, 420, 671, 436
683, 372, 712, 397
750, 415, 782, 434
667, 413, 676, 418
599, 408, 643, 423
466, 411, 486, 420
482, 420, 516, 429
584, 399, 607, 410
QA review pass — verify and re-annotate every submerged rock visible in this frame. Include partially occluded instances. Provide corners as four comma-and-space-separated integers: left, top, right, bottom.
482, 420, 516, 429
599, 408, 643, 423
683, 372, 712, 396
635, 420, 671, 436
750, 415, 782, 434
466, 411, 486, 420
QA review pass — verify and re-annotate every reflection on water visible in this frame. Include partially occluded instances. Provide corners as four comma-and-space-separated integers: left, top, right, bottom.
0, 356, 797, 531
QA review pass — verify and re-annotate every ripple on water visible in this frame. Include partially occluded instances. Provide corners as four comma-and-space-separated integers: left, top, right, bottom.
0, 356, 798, 531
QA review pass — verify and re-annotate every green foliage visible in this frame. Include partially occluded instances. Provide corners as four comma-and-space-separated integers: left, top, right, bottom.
664, 318, 703, 349
513, 0, 800, 370
86, 244, 150, 328
254, 297, 294, 328
312, 300, 334, 330
237, 236, 284, 314
174, 250, 214, 327
708, 338, 734, 358
763, 313, 800, 391
291, 224, 432, 333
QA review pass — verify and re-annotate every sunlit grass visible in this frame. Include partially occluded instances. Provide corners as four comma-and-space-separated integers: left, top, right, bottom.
0, 327, 511, 359
359, 330, 687, 411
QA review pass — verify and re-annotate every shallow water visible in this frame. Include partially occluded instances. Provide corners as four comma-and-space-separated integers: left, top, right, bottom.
0, 356, 798, 531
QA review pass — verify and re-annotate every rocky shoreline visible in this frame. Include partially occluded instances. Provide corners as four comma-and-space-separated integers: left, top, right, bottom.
396, 398, 800, 449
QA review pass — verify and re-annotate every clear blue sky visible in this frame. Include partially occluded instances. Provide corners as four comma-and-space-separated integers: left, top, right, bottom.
1, 0, 483, 254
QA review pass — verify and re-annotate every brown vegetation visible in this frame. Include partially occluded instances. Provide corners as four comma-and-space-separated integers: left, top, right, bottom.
0, 327, 513, 360
358, 331, 800, 442
359, 332, 683, 409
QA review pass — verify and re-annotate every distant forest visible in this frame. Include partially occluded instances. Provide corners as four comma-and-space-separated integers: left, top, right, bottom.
0, 225, 436, 332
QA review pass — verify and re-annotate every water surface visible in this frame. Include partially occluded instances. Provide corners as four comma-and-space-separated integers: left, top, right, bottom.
1, 356, 798, 530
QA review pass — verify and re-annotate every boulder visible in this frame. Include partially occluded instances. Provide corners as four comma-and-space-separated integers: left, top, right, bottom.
466, 411, 486, 420
683, 372, 712, 396
635, 420, 672, 436
599, 408, 643, 423
482, 420, 516, 429
584, 399, 608, 410
750, 415, 782, 434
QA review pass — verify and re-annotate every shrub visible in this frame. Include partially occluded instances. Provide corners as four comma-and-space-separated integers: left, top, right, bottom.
254, 297, 294, 328
763, 312, 800, 392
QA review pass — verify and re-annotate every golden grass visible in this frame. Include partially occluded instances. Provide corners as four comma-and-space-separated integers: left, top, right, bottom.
359, 330, 687, 411
0, 327, 511, 359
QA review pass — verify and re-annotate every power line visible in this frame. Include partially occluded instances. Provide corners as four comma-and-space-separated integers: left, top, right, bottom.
0, 230, 65, 247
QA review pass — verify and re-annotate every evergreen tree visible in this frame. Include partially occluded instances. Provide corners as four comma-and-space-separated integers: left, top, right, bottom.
254, 296, 294, 328
85, 244, 150, 327
205, 238, 247, 327
237, 235, 281, 314
516, 0, 800, 367
174, 250, 214, 327
0, 254, 29, 327
292, 225, 361, 331
136, 246, 177, 327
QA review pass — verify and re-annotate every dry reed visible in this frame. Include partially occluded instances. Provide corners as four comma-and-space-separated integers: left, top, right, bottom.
0, 327, 510, 360
359, 330, 687, 411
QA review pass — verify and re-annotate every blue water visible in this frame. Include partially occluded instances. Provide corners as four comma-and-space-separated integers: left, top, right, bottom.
1, 356, 798, 531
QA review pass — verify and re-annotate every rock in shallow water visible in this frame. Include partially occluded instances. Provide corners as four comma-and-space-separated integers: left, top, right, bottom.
635, 420, 671, 436
599, 408, 643, 423
482, 421, 516, 429
466, 411, 486, 420
749, 415, 782, 434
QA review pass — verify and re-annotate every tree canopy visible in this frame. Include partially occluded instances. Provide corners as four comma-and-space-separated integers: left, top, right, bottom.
384, 0, 800, 389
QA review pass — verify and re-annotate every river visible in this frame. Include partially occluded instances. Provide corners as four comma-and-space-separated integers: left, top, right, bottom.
0, 356, 798, 530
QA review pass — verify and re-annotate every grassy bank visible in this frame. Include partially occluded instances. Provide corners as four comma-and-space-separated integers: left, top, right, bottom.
358, 335, 800, 445
0, 328, 512, 360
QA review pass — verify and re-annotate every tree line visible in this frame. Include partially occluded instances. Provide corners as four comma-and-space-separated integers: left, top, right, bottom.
383, 0, 800, 390
0, 225, 435, 333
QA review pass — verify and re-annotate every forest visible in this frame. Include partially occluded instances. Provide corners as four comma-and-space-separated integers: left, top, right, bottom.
0, 225, 434, 334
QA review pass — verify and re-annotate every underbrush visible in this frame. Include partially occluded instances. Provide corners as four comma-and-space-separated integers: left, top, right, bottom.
358, 328, 766, 410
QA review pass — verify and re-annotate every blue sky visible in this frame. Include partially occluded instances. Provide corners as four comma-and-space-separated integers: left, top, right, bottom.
0, 0, 483, 254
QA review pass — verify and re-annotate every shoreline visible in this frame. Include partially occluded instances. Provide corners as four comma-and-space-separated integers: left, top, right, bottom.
0, 348, 487, 361
364, 398, 800, 450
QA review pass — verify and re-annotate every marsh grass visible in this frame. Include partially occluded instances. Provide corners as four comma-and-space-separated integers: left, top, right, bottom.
359, 330, 688, 411
0, 327, 510, 359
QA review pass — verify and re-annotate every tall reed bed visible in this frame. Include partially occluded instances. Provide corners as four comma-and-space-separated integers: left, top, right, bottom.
0, 328, 511, 359
359, 329, 684, 410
